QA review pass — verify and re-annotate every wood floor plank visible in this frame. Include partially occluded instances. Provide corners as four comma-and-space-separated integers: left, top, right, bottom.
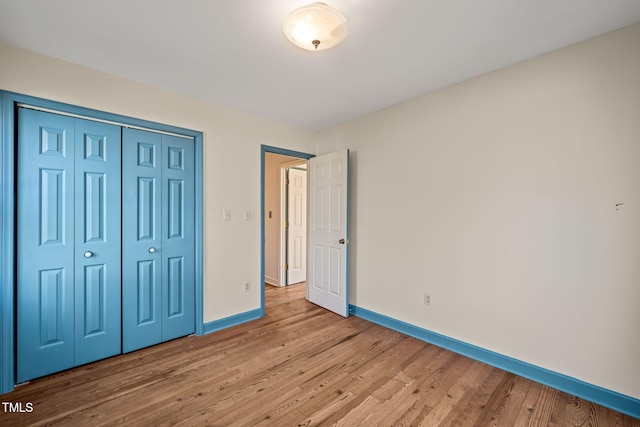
434, 362, 502, 427
1, 283, 637, 426
390, 352, 474, 424
471, 372, 528, 426
564, 394, 600, 426
413, 361, 486, 425
549, 391, 571, 426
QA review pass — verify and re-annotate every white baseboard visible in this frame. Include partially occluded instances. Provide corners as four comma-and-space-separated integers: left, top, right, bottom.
265, 275, 280, 286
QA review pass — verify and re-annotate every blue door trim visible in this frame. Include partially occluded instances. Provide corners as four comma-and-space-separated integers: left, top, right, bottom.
0, 91, 204, 394
260, 145, 314, 316
0, 92, 16, 395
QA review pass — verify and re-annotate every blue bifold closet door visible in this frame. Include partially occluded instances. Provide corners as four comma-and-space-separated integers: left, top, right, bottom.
17, 108, 122, 383
122, 128, 195, 353
16, 109, 196, 383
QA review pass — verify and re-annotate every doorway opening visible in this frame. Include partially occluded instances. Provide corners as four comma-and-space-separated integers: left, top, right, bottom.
260, 146, 314, 314
261, 146, 350, 318
264, 154, 308, 297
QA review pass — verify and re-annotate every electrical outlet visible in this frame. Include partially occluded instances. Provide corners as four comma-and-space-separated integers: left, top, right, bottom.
244, 282, 250, 292
424, 293, 432, 306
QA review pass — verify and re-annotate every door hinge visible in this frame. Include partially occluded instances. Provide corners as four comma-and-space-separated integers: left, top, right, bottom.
285, 264, 289, 270
285, 178, 290, 185
285, 221, 289, 228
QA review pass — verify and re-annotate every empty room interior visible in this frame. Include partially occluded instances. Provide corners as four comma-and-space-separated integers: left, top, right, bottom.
1, 0, 639, 425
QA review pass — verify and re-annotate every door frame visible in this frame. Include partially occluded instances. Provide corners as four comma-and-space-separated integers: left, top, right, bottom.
0, 91, 205, 394
260, 145, 313, 314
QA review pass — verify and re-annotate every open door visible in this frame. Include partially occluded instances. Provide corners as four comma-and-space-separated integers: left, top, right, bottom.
307, 149, 349, 317
287, 167, 307, 285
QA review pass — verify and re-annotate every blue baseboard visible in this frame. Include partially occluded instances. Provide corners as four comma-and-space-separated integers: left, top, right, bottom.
202, 308, 262, 335
349, 304, 640, 419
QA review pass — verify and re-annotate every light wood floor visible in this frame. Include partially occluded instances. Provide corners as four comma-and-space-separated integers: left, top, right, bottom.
1, 283, 637, 426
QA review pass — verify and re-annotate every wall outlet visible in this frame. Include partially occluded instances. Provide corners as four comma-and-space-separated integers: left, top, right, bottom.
424, 293, 432, 306
244, 282, 250, 292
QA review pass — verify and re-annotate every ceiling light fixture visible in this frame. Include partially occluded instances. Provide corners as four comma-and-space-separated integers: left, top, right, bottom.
283, 2, 348, 51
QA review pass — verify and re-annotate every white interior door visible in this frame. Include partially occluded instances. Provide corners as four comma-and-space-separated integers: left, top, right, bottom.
287, 167, 307, 285
307, 149, 349, 317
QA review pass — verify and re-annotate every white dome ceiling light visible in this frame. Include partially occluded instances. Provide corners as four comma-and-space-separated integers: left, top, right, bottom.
283, 2, 348, 51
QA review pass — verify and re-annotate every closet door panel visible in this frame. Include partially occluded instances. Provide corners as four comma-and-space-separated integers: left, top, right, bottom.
17, 109, 76, 383
162, 135, 195, 341
74, 119, 122, 365
122, 128, 163, 352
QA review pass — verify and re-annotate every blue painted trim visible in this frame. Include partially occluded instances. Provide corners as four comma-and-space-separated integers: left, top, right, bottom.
260, 147, 266, 316
202, 309, 262, 335
262, 145, 314, 159
260, 145, 314, 317
194, 133, 204, 336
0, 92, 17, 395
5, 92, 201, 138
349, 304, 640, 419
0, 91, 205, 394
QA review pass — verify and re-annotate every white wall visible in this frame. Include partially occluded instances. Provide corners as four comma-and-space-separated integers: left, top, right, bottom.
316, 23, 640, 399
0, 41, 316, 322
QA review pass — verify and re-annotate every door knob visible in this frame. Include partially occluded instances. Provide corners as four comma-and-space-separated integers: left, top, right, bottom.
83, 251, 94, 258
338, 239, 349, 245
148, 247, 157, 254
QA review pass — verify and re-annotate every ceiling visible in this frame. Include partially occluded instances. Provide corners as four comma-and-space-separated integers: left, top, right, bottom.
1, 1, 639, 131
